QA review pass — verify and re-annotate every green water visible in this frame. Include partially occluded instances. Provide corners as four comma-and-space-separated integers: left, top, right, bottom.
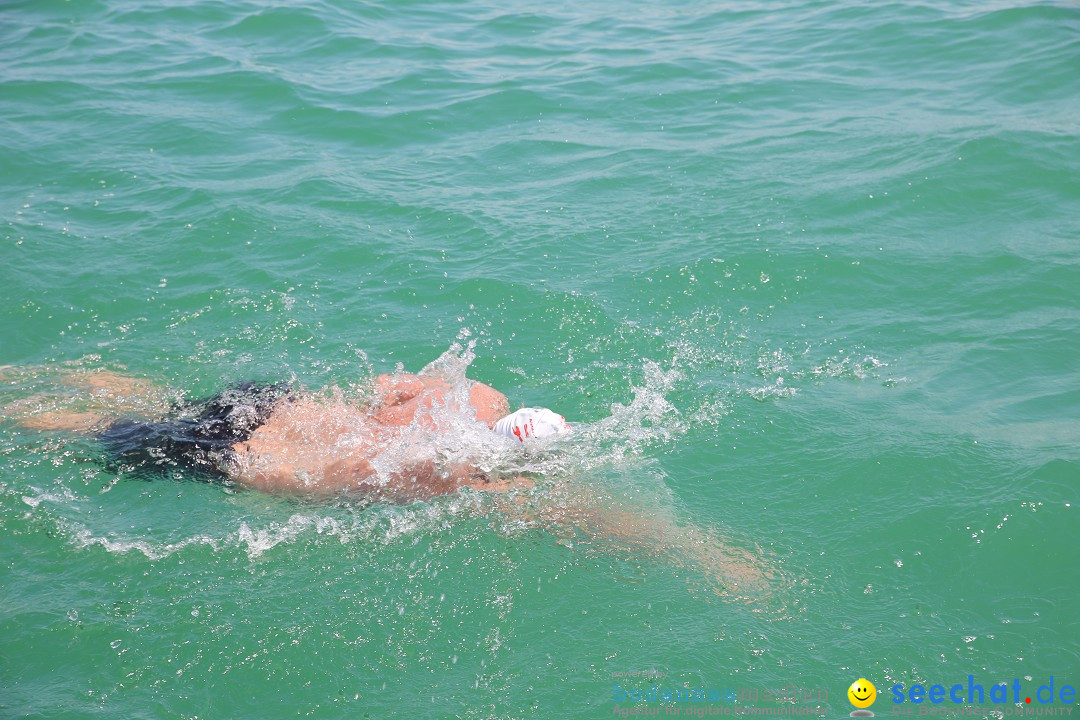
2, 0, 1079, 717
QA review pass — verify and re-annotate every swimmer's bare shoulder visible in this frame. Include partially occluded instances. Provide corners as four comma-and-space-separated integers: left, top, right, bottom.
370, 373, 508, 429
468, 380, 509, 428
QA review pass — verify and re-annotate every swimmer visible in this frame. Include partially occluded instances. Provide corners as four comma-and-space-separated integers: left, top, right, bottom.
1, 362, 775, 596
2, 365, 567, 502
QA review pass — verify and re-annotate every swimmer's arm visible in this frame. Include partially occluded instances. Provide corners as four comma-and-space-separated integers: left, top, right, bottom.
458, 471, 534, 494
438, 460, 533, 494
501, 488, 770, 591
606, 509, 769, 592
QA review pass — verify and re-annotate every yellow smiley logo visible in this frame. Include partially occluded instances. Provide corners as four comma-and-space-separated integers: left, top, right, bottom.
848, 678, 877, 709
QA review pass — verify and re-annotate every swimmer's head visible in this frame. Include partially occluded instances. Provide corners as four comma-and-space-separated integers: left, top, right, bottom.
493, 407, 571, 443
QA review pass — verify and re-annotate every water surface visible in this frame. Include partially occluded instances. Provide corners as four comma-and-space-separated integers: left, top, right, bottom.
2, 0, 1079, 717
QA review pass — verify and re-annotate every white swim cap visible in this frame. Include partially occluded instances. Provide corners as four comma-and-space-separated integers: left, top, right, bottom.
493, 407, 571, 442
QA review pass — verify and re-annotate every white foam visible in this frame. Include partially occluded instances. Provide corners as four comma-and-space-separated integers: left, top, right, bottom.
235, 514, 317, 558
61, 499, 481, 561
70, 525, 221, 560
21, 485, 79, 508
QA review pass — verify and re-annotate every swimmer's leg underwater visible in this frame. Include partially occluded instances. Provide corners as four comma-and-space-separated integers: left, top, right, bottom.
2, 366, 170, 431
